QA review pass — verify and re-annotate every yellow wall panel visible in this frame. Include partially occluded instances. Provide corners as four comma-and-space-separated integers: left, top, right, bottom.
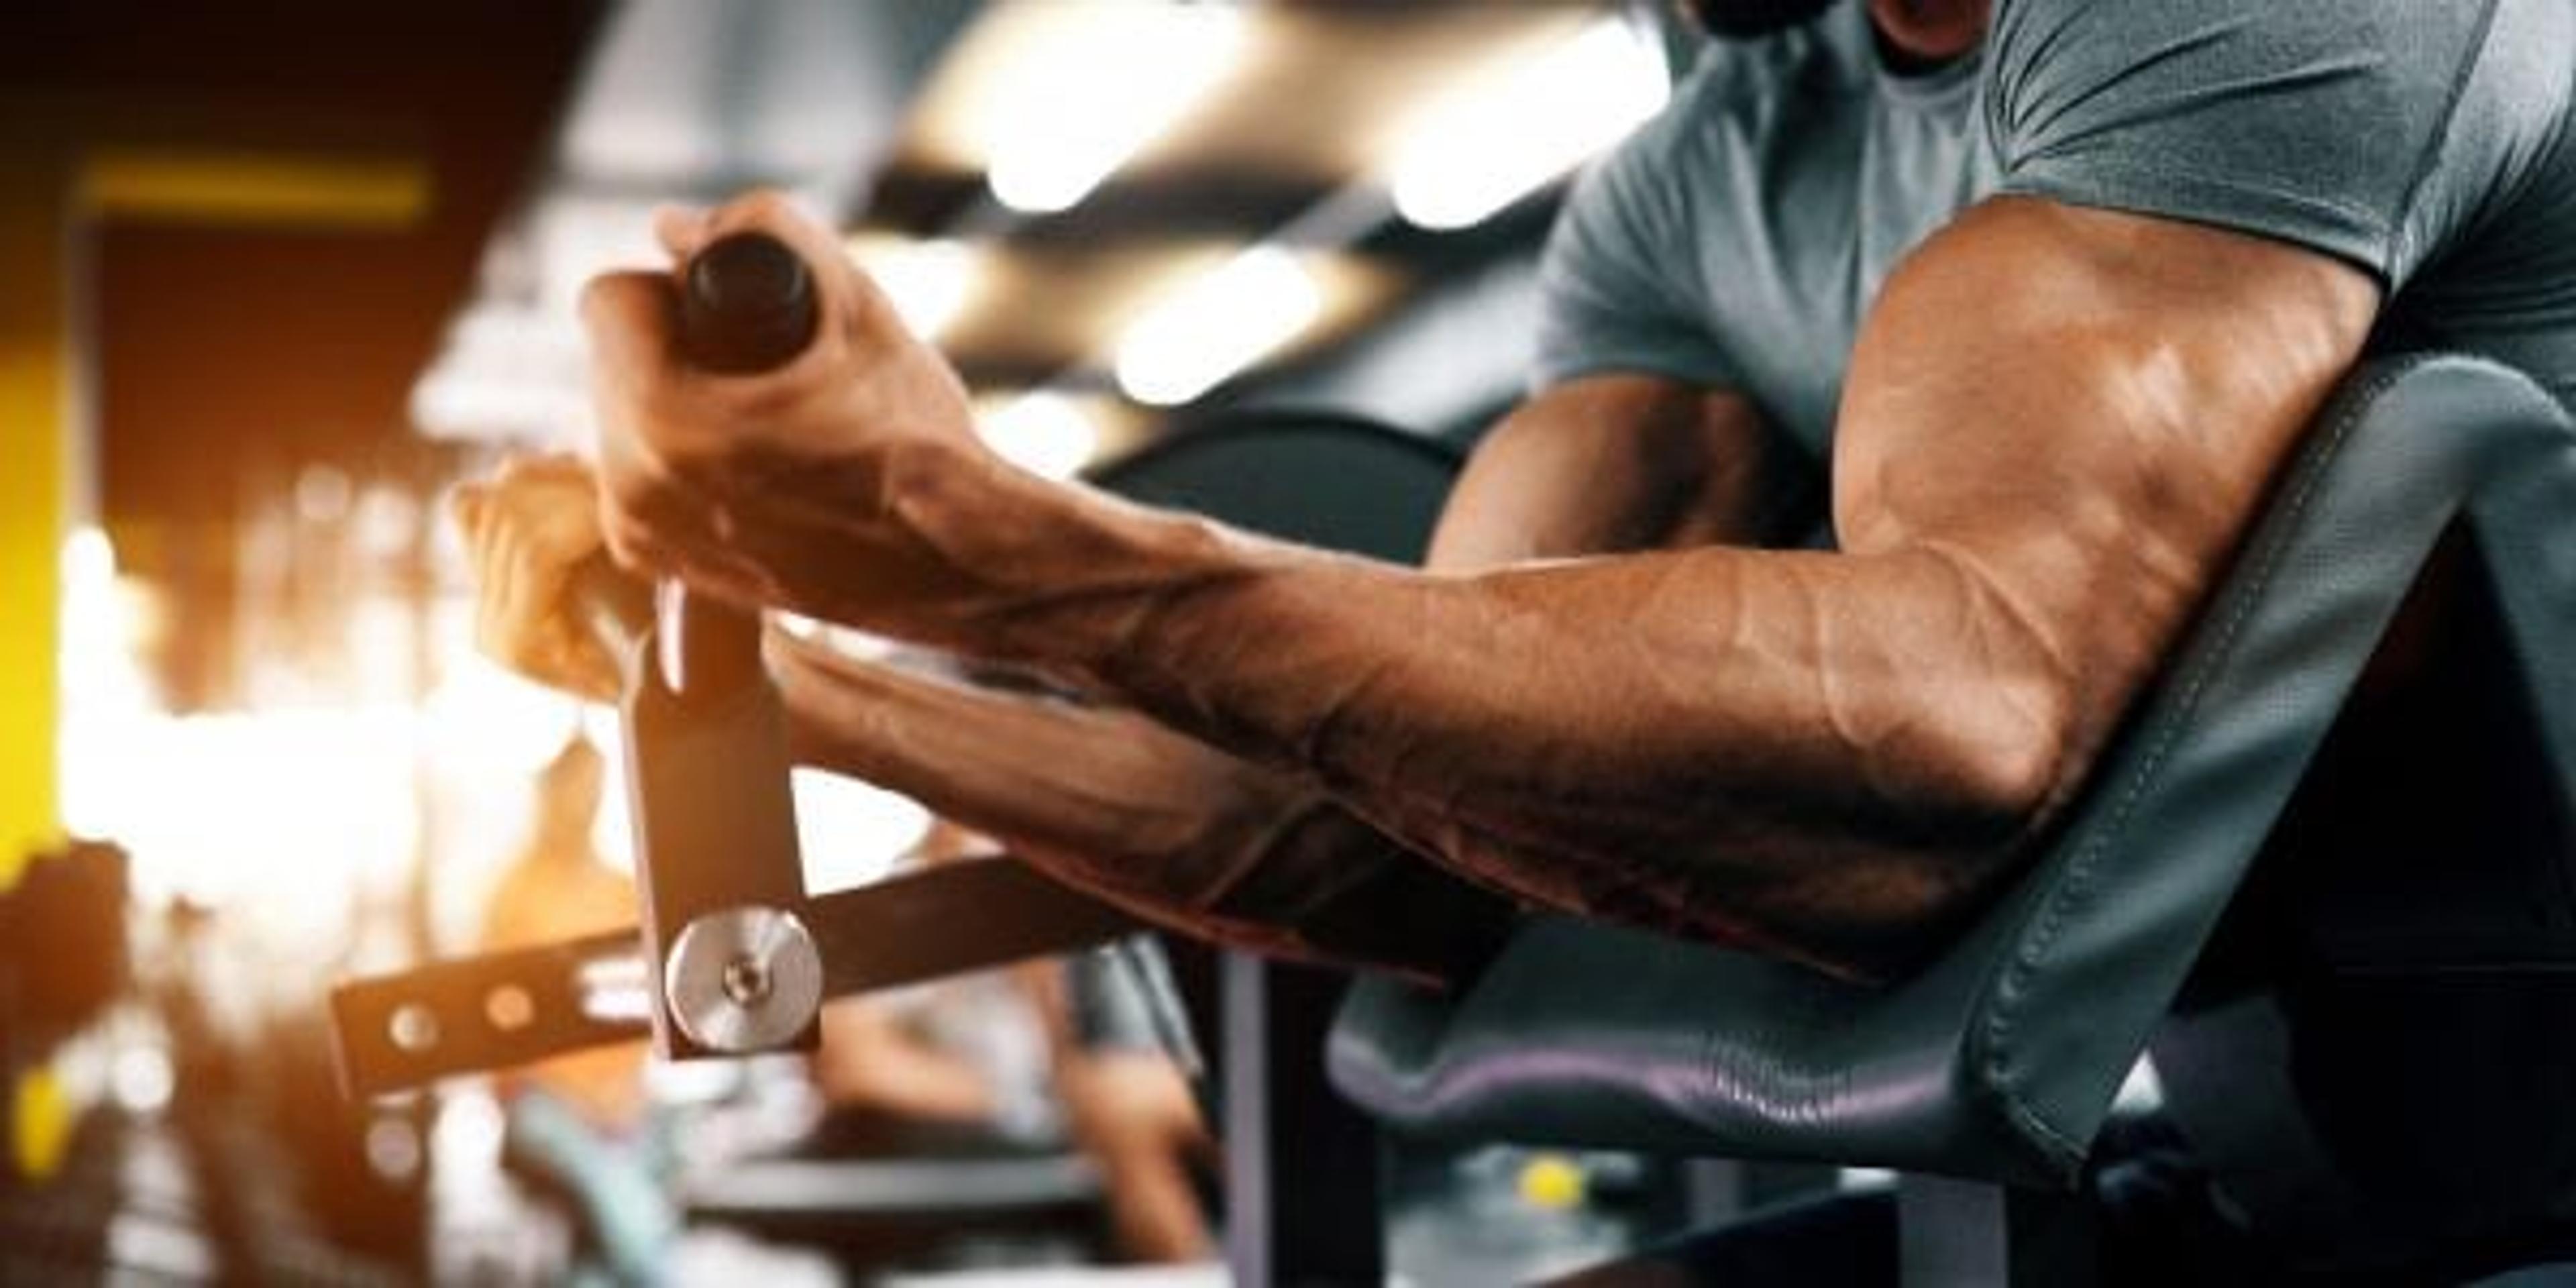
0, 142, 67, 886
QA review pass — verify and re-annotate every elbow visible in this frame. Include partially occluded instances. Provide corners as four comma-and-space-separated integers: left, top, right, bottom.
1664, 692, 2081, 985
1817, 669, 2077, 969
1862, 668, 2079, 954
1933, 674, 2075, 847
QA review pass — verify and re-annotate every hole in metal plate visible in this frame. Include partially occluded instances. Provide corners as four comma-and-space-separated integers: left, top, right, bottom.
388, 1004, 440, 1053
484, 984, 536, 1032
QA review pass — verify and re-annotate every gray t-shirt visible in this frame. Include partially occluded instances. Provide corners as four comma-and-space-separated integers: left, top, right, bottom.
1536, 0, 2576, 459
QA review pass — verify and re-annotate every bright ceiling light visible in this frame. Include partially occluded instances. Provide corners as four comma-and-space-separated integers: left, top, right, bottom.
979, 3, 1248, 214
1114, 246, 1322, 406
978, 390, 1103, 480
1387, 17, 1669, 231
848, 235, 982, 341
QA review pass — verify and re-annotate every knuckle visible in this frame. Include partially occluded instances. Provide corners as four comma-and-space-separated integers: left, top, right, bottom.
733, 188, 797, 227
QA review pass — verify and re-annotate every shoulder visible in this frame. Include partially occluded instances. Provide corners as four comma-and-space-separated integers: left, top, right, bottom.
1983, 0, 2554, 285
1986, 0, 2497, 129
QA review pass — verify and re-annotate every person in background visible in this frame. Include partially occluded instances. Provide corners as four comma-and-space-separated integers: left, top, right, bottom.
806, 819, 1215, 1265
477, 736, 674, 1283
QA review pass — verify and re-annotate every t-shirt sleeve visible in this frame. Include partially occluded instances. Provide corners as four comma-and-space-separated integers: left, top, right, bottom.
1530, 105, 1746, 396
1985, 0, 2551, 290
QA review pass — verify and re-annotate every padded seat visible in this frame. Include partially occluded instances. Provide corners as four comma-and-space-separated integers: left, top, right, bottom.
1328, 355, 2576, 1274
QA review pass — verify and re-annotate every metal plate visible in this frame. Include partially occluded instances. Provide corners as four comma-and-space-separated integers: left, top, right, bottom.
665, 905, 825, 1053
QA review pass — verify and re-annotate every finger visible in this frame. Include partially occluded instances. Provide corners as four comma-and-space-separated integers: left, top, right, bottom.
464, 492, 504, 594
578, 270, 684, 407
448, 482, 488, 535
528, 564, 623, 700
584, 270, 706, 523
518, 508, 576, 614
598, 505, 687, 580
504, 451, 588, 489
486, 511, 531, 670
763, 622, 850, 680
652, 204, 714, 262
570, 642, 623, 703
537, 615, 619, 704
461, 506, 496, 589
692, 189, 839, 266
527, 451, 596, 484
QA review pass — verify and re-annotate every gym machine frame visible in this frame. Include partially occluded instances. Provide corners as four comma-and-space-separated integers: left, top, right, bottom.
328, 235, 1383, 1286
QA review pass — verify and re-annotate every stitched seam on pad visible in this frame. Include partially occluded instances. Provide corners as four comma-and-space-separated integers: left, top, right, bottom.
1972, 356, 2432, 1158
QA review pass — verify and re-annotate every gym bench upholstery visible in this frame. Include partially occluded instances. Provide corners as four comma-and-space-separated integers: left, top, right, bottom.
1328, 354, 2576, 1284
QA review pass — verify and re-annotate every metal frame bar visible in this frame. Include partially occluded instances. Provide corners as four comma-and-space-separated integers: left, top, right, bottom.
1897, 1175, 2096, 1288
1222, 954, 1383, 1287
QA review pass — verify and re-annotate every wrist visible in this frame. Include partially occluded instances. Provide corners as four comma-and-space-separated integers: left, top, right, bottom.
897, 449, 1254, 681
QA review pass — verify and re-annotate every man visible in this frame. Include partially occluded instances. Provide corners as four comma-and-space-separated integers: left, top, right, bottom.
464, 0, 2575, 990
461, 0, 2576, 1276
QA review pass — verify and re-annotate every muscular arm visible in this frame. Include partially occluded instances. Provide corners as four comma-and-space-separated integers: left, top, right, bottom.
771, 636, 1509, 984
462, 371, 1790, 985
814, 200, 2371, 976
1430, 374, 1817, 566
586, 195, 2373, 979
771, 377, 1797, 982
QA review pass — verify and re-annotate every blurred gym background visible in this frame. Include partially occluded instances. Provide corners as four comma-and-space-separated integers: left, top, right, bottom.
0, 2, 1797, 1282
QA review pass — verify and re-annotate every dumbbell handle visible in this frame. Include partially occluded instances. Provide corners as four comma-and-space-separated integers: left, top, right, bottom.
643, 231, 819, 696
683, 232, 819, 374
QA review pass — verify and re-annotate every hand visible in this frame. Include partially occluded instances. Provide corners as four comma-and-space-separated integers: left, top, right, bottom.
451, 454, 621, 702
1053, 1049, 1212, 1163
578, 191, 1014, 638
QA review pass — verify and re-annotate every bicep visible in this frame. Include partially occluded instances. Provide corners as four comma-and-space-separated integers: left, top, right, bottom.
1834, 197, 2380, 777
1429, 375, 1816, 572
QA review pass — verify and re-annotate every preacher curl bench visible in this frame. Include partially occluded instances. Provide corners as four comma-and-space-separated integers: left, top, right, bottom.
332, 230, 2576, 1284
1332, 352, 2576, 1285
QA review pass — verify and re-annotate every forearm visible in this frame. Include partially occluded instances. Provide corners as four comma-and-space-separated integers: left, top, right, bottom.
596, 199, 2369, 983
879, 476, 2074, 975
771, 631, 1515, 983
1428, 376, 1819, 566
773, 629, 1266, 891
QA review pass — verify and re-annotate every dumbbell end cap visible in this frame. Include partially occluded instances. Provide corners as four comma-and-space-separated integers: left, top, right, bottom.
683, 233, 818, 373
